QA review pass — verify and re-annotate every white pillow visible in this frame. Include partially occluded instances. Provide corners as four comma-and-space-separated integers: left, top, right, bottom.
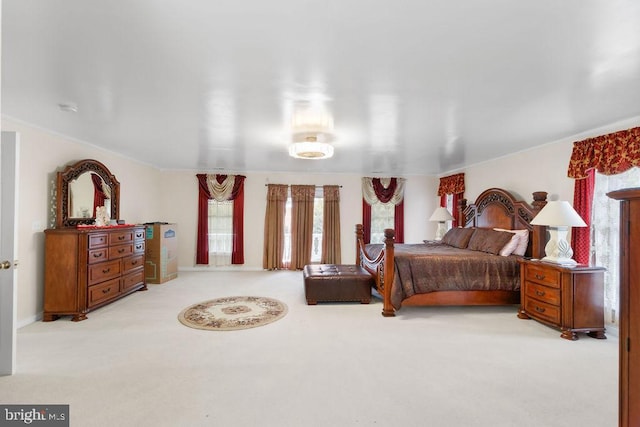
494, 228, 530, 256
498, 233, 520, 256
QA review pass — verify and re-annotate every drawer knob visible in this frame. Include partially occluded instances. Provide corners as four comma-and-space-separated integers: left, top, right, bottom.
102, 287, 111, 294
136, 245, 142, 250
535, 306, 546, 313
118, 248, 125, 253
535, 274, 545, 280
92, 253, 103, 258
118, 236, 125, 240
102, 268, 111, 274
535, 290, 545, 297
131, 260, 138, 265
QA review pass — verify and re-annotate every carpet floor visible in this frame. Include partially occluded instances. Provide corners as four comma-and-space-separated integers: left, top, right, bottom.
0, 270, 618, 426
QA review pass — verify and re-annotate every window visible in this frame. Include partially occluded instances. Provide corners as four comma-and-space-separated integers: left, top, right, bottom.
282, 187, 324, 264
591, 167, 640, 324
208, 199, 233, 266
370, 202, 395, 243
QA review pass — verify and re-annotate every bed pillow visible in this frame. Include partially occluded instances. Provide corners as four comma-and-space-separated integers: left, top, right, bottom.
441, 227, 476, 249
467, 228, 515, 255
494, 228, 530, 256
497, 233, 520, 256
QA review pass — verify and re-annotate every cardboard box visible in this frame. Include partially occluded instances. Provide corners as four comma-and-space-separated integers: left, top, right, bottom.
145, 223, 178, 284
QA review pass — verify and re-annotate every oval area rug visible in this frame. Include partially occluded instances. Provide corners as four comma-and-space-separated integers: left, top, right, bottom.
178, 296, 288, 331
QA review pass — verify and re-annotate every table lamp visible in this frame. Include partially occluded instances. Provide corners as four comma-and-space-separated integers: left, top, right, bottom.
530, 200, 587, 265
429, 207, 454, 240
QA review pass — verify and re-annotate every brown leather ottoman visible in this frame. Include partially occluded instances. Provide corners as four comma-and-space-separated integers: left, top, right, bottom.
303, 264, 373, 305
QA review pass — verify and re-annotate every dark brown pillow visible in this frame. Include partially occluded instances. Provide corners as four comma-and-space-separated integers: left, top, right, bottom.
441, 227, 476, 249
467, 228, 515, 255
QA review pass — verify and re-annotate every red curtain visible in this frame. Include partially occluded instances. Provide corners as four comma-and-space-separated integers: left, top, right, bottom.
438, 173, 465, 227
91, 173, 107, 217
362, 178, 404, 243
567, 127, 640, 179
567, 127, 640, 264
362, 199, 372, 245
394, 201, 404, 243
195, 174, 245, 265
571, 170, 595, 265
196, 175, 211, 265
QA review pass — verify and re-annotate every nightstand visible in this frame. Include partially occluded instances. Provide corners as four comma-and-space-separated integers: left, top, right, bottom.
517, 259, 606, 340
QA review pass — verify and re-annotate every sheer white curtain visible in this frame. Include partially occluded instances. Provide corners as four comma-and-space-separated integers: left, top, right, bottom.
208, 199, 233, 266
592, 167, 640, 324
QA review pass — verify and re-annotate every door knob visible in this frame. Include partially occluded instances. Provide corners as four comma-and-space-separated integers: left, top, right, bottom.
1, 260, 12, 269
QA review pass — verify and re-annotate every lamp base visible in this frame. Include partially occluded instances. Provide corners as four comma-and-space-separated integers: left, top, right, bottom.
543, 226, 578, 266
434, 222, 447, 241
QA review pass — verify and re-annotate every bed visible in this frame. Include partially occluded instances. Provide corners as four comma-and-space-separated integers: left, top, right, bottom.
356, 188, 548, 317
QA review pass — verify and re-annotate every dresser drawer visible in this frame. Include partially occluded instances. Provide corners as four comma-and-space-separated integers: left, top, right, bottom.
525, 281, 560, 306
123, 254, 144, 273
109, 231, 133, 245
121, 269, 144, 292
109, 244, 134, 259
88, 278, 120, 307
134, 229, 146, 241
524, 297, 560, 325
88, 233, 108, 249
525, 264, 561, 288
88, 260, 121, 285
133, 240, 145, 254
88, 248, 108, 264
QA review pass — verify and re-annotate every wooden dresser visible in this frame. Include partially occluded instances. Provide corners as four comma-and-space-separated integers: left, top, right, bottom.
607, 187, 640, 427
517, 259, 606, 340
44, 226, 147, 321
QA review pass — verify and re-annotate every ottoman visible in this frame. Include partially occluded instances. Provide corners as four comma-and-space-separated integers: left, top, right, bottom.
303, 264, 373, 305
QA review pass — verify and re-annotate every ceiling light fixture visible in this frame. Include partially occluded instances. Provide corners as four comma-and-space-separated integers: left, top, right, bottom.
288, 134, 334, 159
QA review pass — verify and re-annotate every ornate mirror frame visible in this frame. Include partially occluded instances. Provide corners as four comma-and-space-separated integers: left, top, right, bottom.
55, 159, 120, 227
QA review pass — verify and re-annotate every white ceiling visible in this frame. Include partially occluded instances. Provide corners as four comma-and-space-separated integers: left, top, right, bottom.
3, 0, 640, 175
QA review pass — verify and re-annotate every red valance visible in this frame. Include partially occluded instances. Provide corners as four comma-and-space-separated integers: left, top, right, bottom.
437, 173, 465, 196
567, 127, 640, 179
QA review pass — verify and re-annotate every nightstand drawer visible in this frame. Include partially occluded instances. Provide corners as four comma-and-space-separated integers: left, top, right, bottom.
525, 264, 561, 288
525, 281, 560, 306
524, 297, 560, 325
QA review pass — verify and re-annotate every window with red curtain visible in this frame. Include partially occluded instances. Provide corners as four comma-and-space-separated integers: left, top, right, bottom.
361, 177, 405, 243
437, 173, 465, 227
567, 127, 640, 264
196, 174, 245, 265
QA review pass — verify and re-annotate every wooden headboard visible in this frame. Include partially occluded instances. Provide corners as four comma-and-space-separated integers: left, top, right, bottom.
458, 188, 548, 258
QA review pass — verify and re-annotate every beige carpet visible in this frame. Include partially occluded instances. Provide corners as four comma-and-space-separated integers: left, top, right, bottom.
0, 270, 618, 427
178, 296, 287, 331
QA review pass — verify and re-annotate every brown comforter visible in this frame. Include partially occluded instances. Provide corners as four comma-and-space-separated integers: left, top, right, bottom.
365, 241, 521, 309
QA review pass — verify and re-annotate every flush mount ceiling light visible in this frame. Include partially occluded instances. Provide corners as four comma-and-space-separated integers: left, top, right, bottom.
288, 134, 334, 159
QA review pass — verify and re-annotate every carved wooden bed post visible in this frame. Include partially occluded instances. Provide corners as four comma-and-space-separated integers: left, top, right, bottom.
530, 191, 548, 260
382, 228, 396, 317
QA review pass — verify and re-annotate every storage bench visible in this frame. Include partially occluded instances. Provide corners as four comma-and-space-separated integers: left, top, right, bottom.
303, 264, 373, 305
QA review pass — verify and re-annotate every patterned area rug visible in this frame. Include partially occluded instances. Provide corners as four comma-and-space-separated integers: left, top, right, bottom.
178, 296, 288, 331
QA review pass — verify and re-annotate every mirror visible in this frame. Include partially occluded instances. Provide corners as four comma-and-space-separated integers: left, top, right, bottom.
55, 159, 120, 227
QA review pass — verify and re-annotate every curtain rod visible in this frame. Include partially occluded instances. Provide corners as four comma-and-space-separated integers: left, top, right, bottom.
264, 184, 342, 188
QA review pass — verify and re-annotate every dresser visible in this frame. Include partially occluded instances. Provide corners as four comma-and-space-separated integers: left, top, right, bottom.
517, 259, 606, 340
607, 187, 640, 427
43, 226, 147, 321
